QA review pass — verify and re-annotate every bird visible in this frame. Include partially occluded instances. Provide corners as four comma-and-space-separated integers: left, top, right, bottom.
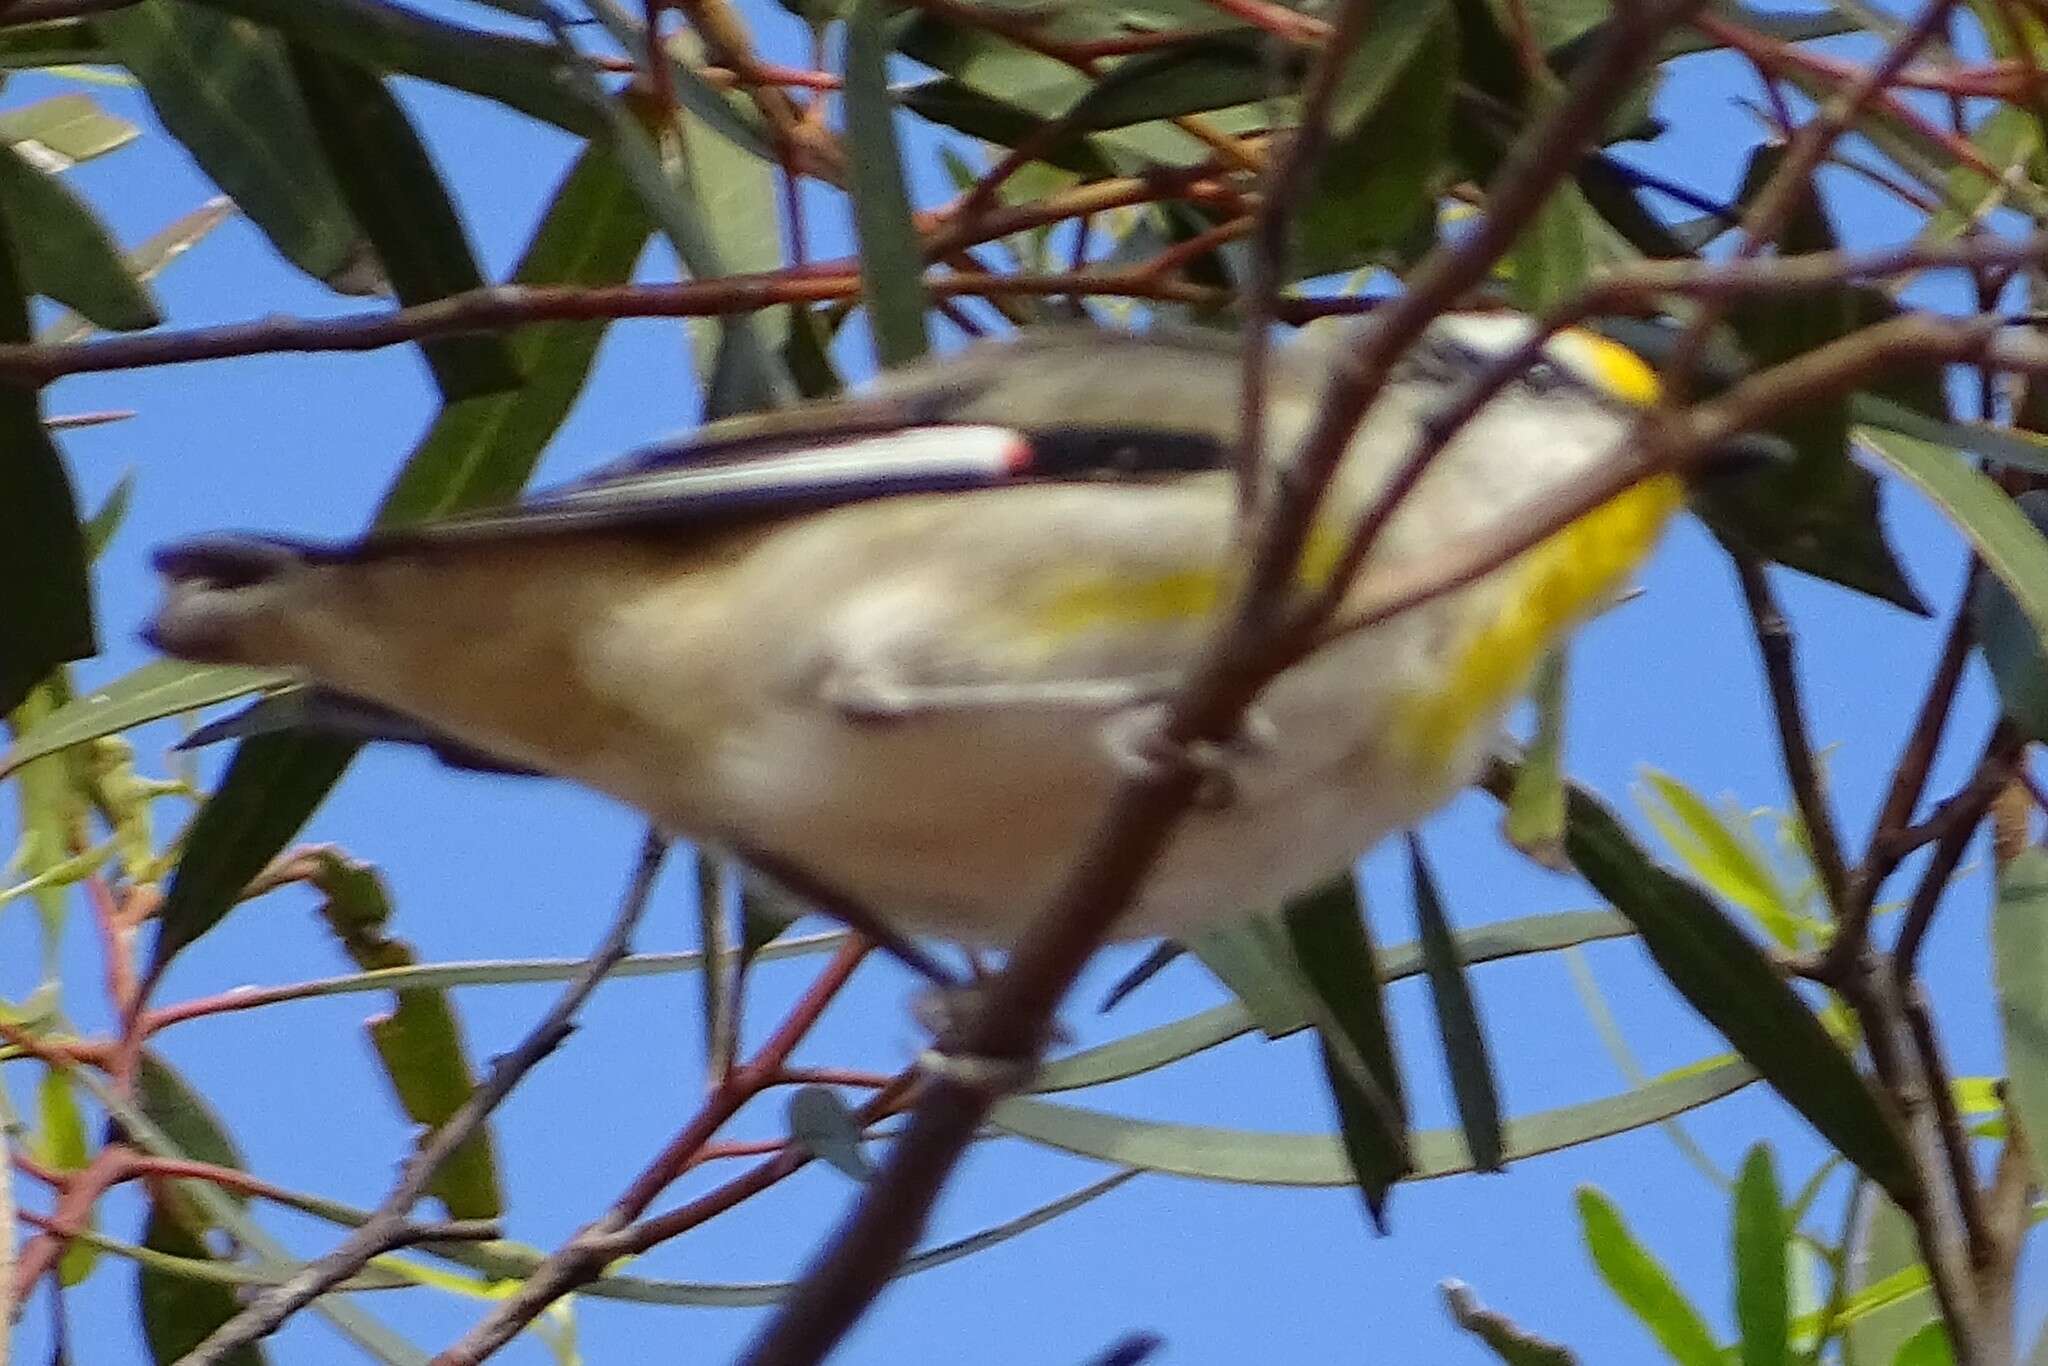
145, 314, 1725, 956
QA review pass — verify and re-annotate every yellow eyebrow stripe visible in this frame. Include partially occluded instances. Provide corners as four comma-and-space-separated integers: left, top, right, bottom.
1557, 329, 1662, 407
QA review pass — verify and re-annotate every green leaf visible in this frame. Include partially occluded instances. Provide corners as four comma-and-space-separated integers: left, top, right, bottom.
98, 0, 376, 291
1295, 15, 1452, 276
0, 20, 110, 70
312, 849, 502, 1218
1328, 0, 1450, 133
1973, 492, 2048, 742
1637, 768, 1797, 947
844, 0, 930, 367
1843, 1194, 1938, 1366
0, 661, 282, 778
0, 91, 138, 167
35, 1066, 100, 1284
1409, 835, 1505, 1173
1578, 1186, 1723, 1366
42, 196, 236, 346
1507, 181, 1595, 313
374, 140, 654, 523
1062, 34, 1271, 132
150, 732, 358, 974
138, 1202, 271, 1366
187, 0, 602, 137
1285, 874, 1411, 1225
1443, 1281, 1579, 1365
81, 477, 136, 566
1861, 426, 2048, 671
1037, 908, 1634, 1092
1893, 1322, 1953, 1366
0, 196, 93, 717
1188, 915, 1310, 1037
1495, 764, 1917, 1208
0, 139, 158, 331
1733, 1145, 1789, 1366
288, 44, 521, 401
992, 1056, 1756, 1183
1994, 850, 2048, 1190
1855, 394, 2048, 479
1504, 649, 1568, 867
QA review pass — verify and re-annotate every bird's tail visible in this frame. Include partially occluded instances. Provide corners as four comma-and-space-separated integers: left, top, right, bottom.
144, 534, 322, 666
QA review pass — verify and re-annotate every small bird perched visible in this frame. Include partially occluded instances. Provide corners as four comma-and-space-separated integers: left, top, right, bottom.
147, 315, 1703, 951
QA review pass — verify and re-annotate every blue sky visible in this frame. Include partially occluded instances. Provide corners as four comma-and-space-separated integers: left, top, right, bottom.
2, 4, 2036, 1363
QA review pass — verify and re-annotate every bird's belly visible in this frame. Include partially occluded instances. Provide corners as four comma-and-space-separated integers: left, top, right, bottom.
664, 649, 1492, 946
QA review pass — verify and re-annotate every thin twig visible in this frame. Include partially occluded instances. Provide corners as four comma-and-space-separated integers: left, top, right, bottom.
174, 830, 670, 1365
1904, 985, 1992, 1267
1892, 727, 2021, 980
1732, 552, 1854, 917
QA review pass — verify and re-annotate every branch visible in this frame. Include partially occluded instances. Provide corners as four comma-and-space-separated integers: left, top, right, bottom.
173, 830, 670, 1366
731, 0, 1712, 1359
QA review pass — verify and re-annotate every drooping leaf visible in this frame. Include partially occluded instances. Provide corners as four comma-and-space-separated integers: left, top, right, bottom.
1637, 768, 1798, 947
0, 140, 159, 329
150, 732, 359, 974
0, 192, 94, 716
287, 44, 521, 401
138, 1202, 271, 1366
1733, 1145, 1789, 1366
1504, 648, 1568, 867
97, 0, 376, 290
1061, 34, 1272, 133
312, 849, 502, 1218
1408, 835, 1505, 1172
1285, 874, 1411, 1225
1188, 915, 1311, 1036
844, 0, 930, 366
992, 1056, 1756, 1183
1491, 763, 1917, 1208
1578, 1186, 1723, 1366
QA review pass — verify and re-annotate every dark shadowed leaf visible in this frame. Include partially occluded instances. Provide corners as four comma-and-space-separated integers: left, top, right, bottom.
188, 0, 602, 137
1409, 834, 1504, 1172
313, 849, 502, 1218
1062, 34, 1270, 132
150, 732, 359, 973
1188, 915, 1309, 1036
1734, 1145, 1789, 1366
98, 0, 376, 291
1443, 1281, 1579, 1365
138, 1203, 270, 1366
1994, 850, 2048, 1191
288, 44, 521, 401
1490, 763, 1916, 1208
845, 0, 930, 366
1285, 875, 1410, 1226
0, 199, 93, 717
0, 140, 157, 331
0, 22, 110, 70
1328, 0, 1449, 132
1578, 1186, 1722, 1366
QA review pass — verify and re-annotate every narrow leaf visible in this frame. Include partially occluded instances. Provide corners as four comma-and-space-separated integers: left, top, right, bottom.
1408, 834, 1505, 1173
287, 44, 521, 401
1490, 763, 1916, 1207
844, 0, 930, 366
0, 92, 138, 167
41, 196, 235, 346
1637, 768, 1797, 946
98, 0, 375, 290
0, 191, 94, 715
1971, 492, 2048, 742
1994, 850, 2048, 1191
1189, 916, 1310, 1036
1504, 648, 1568, 867
313, 849, 502, 1218
150, 732, 358, 973
0, 141, 159, 329
1844, 1193, 1939, 1366
1733, 1145, 1789, 1366
991, 1056, 1756, 1184
0, 661, 282, 778
1579, 1186, 1722, 1366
